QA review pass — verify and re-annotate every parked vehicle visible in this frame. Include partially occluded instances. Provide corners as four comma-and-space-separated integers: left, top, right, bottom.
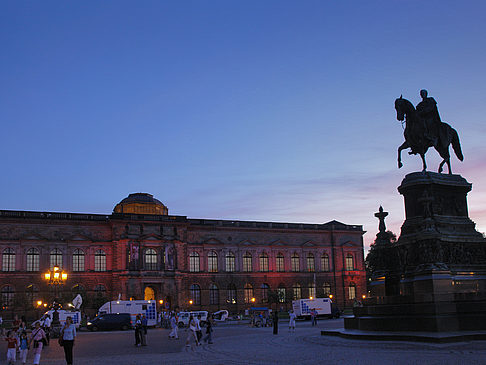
212, 310, 229, 322
32, 310, 81, 329
177, 311, 208, 328
292, 298, 339, 318
87, 313, 132, 331
98, 300, 157, 326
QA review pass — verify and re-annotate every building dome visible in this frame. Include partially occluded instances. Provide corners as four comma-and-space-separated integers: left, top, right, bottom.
113, 193, 168, 215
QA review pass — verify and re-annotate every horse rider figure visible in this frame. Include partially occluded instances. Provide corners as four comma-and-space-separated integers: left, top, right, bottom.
416, 89, 442, 148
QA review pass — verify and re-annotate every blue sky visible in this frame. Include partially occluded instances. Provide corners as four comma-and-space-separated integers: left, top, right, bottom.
1, 1, 486, 251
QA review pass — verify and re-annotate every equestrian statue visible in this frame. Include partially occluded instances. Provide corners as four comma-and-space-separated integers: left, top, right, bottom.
395, 89, 463, 174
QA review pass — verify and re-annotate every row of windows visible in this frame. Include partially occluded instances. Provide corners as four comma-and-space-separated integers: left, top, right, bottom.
187, 282, 357, 305
1, 248, 107, 272
189, 252, 356, 273
0, 283, 106, 306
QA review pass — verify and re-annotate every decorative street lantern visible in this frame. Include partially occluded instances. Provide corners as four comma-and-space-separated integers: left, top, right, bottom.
42, 266, 68, 338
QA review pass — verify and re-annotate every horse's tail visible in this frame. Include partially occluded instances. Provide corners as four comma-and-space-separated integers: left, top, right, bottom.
451, 129, 464, 161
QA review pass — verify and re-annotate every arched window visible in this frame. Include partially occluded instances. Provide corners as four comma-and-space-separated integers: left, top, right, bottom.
94, 249, 106, 272
225, 252, 235, 272
26, 284, 39, 307
321, 253, 330, 272
26, 248, 40, 272
2, 248, 15, 272
345, 254, 354, 271
308, 283, 316, 299
145, 249, 157, 270
348, 283, 356, 300
291, 253, 300, 272
292, 284, 301, 300
72, 249, 85, 272
190, 284, 201, 305
94, 284, 106, 298
189, 252, 200, 272
261, 283, 269, 303
259, 253, 269, 272
227, 284, 237, 304
276, 253, 285, 272
244, 283, 253, 303
277, 284, 286, 303
323, 283, 331, 297
209, 284, 219, 305
208, 251, 218, 273
1, 285, 14, 307
306, 253, 315, 272
50, 248, 63, 270
243, 252, 252, 272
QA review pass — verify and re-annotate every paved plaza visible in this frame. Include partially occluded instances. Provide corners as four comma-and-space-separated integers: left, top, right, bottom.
4, 319, 486, 365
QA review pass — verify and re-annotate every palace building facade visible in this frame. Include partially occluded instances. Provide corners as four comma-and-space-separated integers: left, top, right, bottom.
0, 193, 366, 315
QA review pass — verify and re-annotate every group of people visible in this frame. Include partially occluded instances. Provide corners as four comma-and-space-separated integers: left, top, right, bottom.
185, 314, 213, 349
2, 314, 76, 365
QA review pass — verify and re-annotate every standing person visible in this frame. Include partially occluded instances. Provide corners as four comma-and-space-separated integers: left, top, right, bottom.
311, 309, 318, 326
272, 311, 279, 335
203, 317, 213, 344
195, 315, 202, 344
140, 314, 147, 346
288, 310, 296, 333
134, 314, 142, 347
4, 331, 17, 365
19, 332, 29, 365
169, 313, 179, 339
43, 315, 51, 346
185, 315, 198, 348
29, 322, 47, 365
157, 312, 162, 328
60, 316, 76, 365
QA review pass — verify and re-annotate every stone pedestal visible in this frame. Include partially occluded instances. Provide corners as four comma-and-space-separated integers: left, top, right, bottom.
346, 172, 486, 332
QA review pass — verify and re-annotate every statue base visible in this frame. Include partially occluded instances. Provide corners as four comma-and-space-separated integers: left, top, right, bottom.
347, 172, 486, 332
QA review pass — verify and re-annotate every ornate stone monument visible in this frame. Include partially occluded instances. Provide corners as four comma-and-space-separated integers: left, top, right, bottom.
346, 91, 486, 332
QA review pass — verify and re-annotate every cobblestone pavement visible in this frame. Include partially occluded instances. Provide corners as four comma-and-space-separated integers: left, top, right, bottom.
4, 320, 486, 364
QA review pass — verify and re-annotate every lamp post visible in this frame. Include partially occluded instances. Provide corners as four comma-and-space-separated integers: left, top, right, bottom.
43, 266, 68, 337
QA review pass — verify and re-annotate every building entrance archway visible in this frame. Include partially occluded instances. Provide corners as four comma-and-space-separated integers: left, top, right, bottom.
144, 286, 155, 301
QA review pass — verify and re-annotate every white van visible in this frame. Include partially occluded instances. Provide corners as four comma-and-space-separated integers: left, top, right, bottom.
177, 311, 208, 328
292, 298, 332, 317
98, 300, 157, 326
32, 310, 81, 329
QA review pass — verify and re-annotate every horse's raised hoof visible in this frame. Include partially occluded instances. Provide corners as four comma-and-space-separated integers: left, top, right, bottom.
398, 162, 403, 169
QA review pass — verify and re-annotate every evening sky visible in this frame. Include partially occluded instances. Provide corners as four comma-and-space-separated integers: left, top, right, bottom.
1, 1, 486, 251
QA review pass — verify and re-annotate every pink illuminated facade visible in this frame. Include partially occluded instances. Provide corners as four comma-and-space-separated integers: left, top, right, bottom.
0, 193, 366, 314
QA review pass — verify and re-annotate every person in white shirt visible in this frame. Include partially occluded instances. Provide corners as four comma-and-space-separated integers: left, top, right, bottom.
288, 310, 297, 333
169, 313, 178, 339
42, 315, 51, 345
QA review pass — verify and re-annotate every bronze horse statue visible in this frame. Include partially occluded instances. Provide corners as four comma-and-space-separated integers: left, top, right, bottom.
395, 96, 463, 174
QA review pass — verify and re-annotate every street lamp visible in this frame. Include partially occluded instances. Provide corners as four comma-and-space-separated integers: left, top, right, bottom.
43, 266, 68, 337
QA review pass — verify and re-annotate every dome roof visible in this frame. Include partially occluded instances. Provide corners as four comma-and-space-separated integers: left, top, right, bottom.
113, 193, 168, 215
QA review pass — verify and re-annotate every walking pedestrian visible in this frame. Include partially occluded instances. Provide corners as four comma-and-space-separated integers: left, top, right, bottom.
203, 317, 213, 344
195, 315, 202, 344
134, 314, 142, 347
289, 310, 296, 333
169, 313, 179, 339
272, 311, 278, 335
185, 315, 199, 348
29, 322, 47, 365
4, 331, 17, 365
19, 331, 29, 365
60, 316, 76, 365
